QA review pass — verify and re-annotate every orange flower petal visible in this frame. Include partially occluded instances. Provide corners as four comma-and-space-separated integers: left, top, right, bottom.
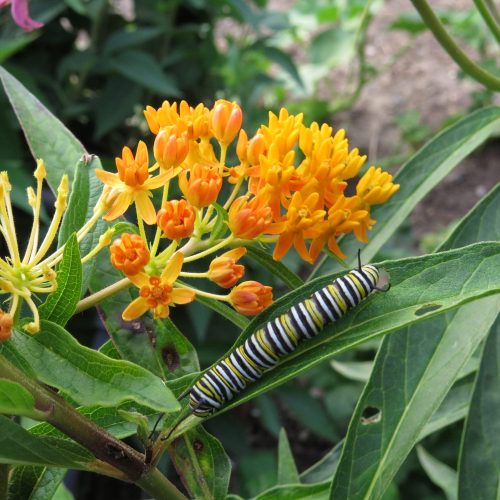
122, 297, 150, 321
134, 190, 157, 225
161, 252, 184, 283
170, 288, 196, 304
95, 169, 122, 187
128, 272, 151, 288
103, 191, 133, 221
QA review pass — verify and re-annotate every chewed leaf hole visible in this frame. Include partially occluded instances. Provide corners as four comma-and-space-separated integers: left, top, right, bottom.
415, 303, 442, 316
360, 406, 381, 425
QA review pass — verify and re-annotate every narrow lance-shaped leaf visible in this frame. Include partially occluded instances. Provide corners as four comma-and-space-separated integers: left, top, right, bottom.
169, 427, 231, 500
312, 106, 500, 278
0, 380, 41, 419
39, 233, 82, 326
417, 446, 457, 500
0, 66, 86, 190
277, 428, 300, 485
11, 320, 179, 412
329, 183, 500, 499
458, 316, 500, 499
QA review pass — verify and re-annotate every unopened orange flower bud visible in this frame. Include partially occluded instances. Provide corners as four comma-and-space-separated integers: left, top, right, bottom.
154, 129, 189, 170
157, 199, 196, 240
228, 195, 277, 239
208, 247, 247, 288
236, 130, 248, 163
247, 133, 267, 165
229, 280, 273, 315
110, 233, 150, 276
211, 99, 243, 145
178, 164, 222, 208
0, 309, 13, 342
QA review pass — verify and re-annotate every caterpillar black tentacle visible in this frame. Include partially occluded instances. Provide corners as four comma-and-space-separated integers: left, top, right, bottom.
187, 263, 384, 418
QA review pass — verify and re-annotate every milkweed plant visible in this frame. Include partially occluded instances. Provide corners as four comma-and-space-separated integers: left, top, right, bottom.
0, 64, 499, 500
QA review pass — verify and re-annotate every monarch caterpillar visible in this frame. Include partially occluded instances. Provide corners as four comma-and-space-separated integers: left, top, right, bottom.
185, 261, 387, 419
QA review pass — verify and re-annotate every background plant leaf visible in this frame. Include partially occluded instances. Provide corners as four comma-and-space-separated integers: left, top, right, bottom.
457, 316, 500, 499
277, 428, 300, 485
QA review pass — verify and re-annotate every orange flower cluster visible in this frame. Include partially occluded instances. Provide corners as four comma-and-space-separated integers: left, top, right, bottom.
98, 100, 399, 322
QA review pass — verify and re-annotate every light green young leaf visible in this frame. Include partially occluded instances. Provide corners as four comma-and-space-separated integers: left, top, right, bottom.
11, 320, 179, 412
39, 234, 82, 326
458, 317, 500, 499
330, 360, 373, 382
277, 428, 300, 485
0, 416, 92, 468
417, 446, 457, 500
170, 427, 231, 500
300, 441, 343, 484
312, 107, 500, 278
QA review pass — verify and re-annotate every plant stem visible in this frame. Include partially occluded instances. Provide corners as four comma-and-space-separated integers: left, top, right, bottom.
0, 355, 187, 499
410, 0, 500, 91
75, 277, 131, 313
136, 467, 187, 500
474, 0, 500, 44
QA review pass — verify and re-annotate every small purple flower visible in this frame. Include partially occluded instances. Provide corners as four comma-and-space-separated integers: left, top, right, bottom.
0, 0, 43, 31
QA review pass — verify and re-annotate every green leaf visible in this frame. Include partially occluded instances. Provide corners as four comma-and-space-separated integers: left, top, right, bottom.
208, 203, 229, 242
246, 245, 304, 289
11, 320, 180, 412
39, 234, 82, 326
417, 446, 457, 500
170, 427, 231, 500
255, 482, 330, 500
329, 185, 500, 500
8, 467, 66, 500
329, 296, 499, 500
309, 27, 356, 66
53, 481, 73, 500
0, 380, 39, 419
212, 242, 500, 415
195, 294, 250, 329
277, 428, 300, 485
0, 416, 92, 468
0, 66, 86, 190
58, 157, 92, 247
153, 318, 200, 380
312, 107, 500, 278
301, 441, 343, 484
108, 50, 180, 96
260, 45, 304, 88
103, 27, 163, 54
330, 360, 373, 382
458, 317, 500, 499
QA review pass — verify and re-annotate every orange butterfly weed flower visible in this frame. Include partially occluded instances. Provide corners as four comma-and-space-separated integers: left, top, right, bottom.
179, 163, 222, 208
357, 166, 400, 205
309, 195, 371, 261
273, 191, 326, 263
153, 128, 190, 170
208, 247, 247, 288
157, 199, 196, 240
95, 141, 173, 224
228, 195, 280, 240
110, 233, 150, 276
0, 309, 13, 342
211, 99, 243, 145
228, 280, 273, 315
122, 253, 195, 321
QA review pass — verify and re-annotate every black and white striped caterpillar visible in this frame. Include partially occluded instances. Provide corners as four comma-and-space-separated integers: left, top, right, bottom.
186, 262, 385, 418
